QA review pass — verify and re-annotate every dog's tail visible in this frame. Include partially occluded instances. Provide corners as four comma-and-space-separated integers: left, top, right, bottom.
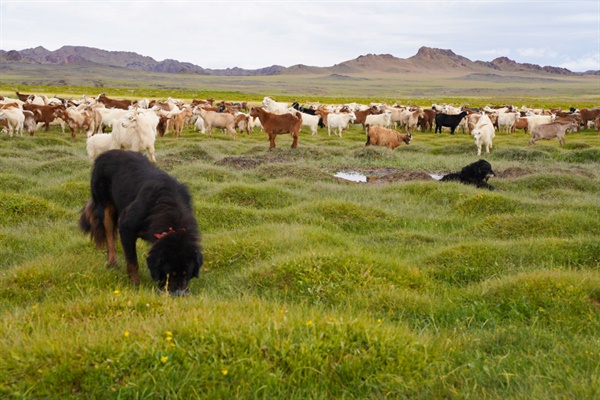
79, 199, 107, 248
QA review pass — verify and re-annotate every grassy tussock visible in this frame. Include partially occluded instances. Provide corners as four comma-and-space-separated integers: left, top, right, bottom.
425, 238, 600, 286
455, 192, 526, 215
212, 185, 299, 209
563, 148, 600, 163
474, 212, 600, 239
509, 174, 600, 192
0, 193, 67, 223
0, 99, 599, 398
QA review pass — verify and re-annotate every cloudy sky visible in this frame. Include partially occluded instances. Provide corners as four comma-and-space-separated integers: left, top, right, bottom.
1, 0, 599, 72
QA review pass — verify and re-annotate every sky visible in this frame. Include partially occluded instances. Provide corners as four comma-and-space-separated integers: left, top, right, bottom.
1, 0, 599, 72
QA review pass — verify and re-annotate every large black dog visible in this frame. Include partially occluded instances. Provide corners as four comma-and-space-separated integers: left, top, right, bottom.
441, 159, 496, 190
79, 150, 203, 295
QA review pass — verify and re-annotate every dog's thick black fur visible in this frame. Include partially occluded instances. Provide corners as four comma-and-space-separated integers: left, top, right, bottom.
79, 150, 202, 295
441, 159, 496, 190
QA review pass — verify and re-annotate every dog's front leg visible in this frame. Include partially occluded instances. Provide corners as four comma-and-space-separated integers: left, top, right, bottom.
119, 230, 141, 285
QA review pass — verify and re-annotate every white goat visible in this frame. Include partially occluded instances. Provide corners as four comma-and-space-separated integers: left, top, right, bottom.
471, 113, 495, 155
262, 97, 288, 114
365, 110, 392, 132
86, 133, 118, 159
96, 107, 129, 133
0, 107, 25, 137
327, 112, 356, 137
113, 112, 158, 161
288, 108, 320, 135
195, 107, 236, 139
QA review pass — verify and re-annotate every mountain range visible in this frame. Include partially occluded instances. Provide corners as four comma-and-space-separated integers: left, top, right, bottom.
2, 45, 597, 77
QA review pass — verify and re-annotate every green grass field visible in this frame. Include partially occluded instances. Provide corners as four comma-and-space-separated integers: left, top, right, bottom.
0, 87, 599, 398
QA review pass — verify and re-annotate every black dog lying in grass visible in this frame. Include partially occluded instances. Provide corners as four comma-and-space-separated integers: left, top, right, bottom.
441, 159, 496, 190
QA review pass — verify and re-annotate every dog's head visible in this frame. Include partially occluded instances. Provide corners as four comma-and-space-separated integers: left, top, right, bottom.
474, 159, 496, 182
147, 229, 203, 296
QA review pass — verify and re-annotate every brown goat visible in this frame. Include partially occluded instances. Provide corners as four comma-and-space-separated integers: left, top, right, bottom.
249, 107, 302, 148
366, 125, 412, 149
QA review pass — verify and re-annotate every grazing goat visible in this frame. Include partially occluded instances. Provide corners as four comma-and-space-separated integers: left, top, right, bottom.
364, 110, 392, 132
328, 112, 356, 137
383, 106, 405, 128
248, 114, 263, 132
249, 107, 302, 148
352, 106, 381, 129
113, 112, 157, 161
399, 108, 425, 134
579, 108, 600, 129
96, 107, 129, 133
292, 102, 325, 128
497, 112, 520, 133
22, 110, 37, 136
315, 108, 331, 127
234, 113, 250, 135
366, 126, 412, 149
23, 104, 65, 132
86, 133, 118, 160
0, 107, 25, 137
513, 117, 529, 133
289, 108, 320, 135
417, 109, 436, 132
168, 108, 193, 138
54, 107, 97, 137
195, 107, 237, 139
87, 109, 160, 161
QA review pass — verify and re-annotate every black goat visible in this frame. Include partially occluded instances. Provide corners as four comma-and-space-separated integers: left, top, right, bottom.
435, 111, 468, 134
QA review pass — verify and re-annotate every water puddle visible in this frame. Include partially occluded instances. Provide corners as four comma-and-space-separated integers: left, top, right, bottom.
333, 171, 368, 182
334, 170, 444, 183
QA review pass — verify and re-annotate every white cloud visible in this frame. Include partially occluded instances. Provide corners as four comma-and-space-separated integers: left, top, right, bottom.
517, 48, 558, 59
560, 52, 600, 72
474, 49, 512, 60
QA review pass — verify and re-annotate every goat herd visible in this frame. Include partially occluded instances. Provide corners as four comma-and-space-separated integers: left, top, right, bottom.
1, 92, 598, 160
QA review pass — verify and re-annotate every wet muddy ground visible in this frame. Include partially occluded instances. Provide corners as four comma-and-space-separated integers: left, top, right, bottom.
214, 156, 595, 184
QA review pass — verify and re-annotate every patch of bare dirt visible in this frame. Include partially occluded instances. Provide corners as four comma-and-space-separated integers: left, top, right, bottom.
368, 170, 436, 183
496, 166, 596, 179
215, 157, 264, 169
496, 167, 533, 179
567, 167, 596, 179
